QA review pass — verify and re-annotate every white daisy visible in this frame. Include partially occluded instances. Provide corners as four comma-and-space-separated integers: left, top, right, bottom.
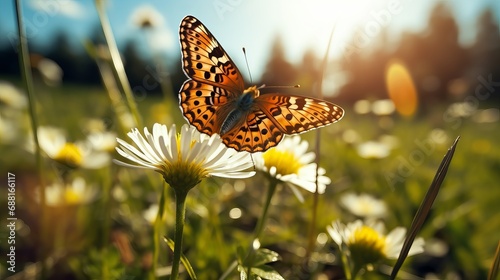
0, 81, 27, 109
372, 99, 395, 116
0, 116, 18, 143
114, 123, 255, 191
37, 58, 63, 86
340, 192, 387, 219
130, 5, 164, 29
356, 141, 391, 159
327, 220, 424, 267
36, 126, 111, 169
38, 177, 97, 206
86, 131, 117, 153
143, 204, 160, 224
129, 5, 173, 51
254, 135, 331, 196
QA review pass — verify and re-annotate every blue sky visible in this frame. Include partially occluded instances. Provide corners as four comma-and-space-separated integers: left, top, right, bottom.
1, 0, 499, 80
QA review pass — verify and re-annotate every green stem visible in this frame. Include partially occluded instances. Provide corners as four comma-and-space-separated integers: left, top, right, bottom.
151, 183, 168, 280
245, 178, 278, 277
170, 190, 188, 280
340, 250, 352, 280
95, 0, 143, 128
14, 1, 47, 278
100, 167, 112, 280
253, 178, 278, 241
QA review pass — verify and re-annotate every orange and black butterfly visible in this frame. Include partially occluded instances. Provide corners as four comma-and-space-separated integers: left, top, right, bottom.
179, 15, 344, 152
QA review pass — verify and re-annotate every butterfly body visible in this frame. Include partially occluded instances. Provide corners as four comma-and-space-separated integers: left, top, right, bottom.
220, 87, 257, 135
179, 15, 344, 152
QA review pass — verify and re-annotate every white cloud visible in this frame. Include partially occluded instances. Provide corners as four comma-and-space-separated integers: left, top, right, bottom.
29, 0, 86, 19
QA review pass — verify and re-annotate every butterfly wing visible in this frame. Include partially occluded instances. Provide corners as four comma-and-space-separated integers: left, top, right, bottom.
220, 94, 344, 152
179, 15, 246, 137
179, 15, 245, 92
221, 109, 285, 152
179, 15, 345, 153
180, 80, 237, 136
255, 94, 344, 134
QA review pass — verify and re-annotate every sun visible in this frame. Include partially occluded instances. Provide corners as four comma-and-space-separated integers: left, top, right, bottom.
274, 0, 404, 59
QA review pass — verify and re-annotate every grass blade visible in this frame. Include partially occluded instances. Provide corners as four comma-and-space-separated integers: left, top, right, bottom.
306, 25, 337, 261
164, 237, 198, 280
390, 136, 460, 279
95, 0, 143, 128
488, 241, 500, 280
14, 0, 47, 278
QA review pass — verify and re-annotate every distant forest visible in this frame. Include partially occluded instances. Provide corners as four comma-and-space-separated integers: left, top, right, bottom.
1, 3, 499, 105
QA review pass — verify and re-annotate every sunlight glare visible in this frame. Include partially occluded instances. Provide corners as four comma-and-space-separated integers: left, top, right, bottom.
279, 0, 402, 58
385, 60, 418, 117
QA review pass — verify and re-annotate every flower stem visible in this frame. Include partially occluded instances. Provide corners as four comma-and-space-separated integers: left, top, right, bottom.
245, 178, 278, 277
14, 0, 47, 278
151, 183, 168, 280
170, 189, 188, 280
253, 178, 278, 241
340, 251, 353, 280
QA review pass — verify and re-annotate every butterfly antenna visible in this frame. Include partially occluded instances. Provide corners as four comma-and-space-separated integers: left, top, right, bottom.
242, 47, 253, 84
262, 84, 300, 89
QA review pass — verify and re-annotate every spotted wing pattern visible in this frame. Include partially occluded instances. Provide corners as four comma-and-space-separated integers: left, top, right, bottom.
179, 15, 344, 153
179, 15, 244, 92
222, 109, 285, 152
179, 80, 235, 136
255, 94, 344, 134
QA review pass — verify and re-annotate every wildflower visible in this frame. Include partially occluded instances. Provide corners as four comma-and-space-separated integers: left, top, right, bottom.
115, 123, 254, 280
254, 135, 331, 196
129, 5, 173, 51
340, 193, 387, 219
353, 99, 371, 115
371, 99, 395, 116
38, 177, 97, 206
0, 81, 27, 109
327, 220, 424, 268
37, 58, 63, 86
114, 123, 255, 192
86, 131, 117, 153
356, 141, 390, 159
0, 116, 18, 143
473, 108, 499, 123
342, 129, 361, 145
143, 204, 159, 224
36, 126, 110, 169
130, 5, 164, 29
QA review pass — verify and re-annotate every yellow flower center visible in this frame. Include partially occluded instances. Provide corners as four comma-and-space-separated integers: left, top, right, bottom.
348, 226, 387, 266
54, 143, 83, 168
161, 134, 208, 192
262, 149, 301, 176
64, 189, 82, 204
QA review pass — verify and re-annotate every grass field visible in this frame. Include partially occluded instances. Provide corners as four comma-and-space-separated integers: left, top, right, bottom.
1, 78, 499, 279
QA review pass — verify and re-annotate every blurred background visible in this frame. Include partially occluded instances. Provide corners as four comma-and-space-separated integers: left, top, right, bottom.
0, 0, 499, 279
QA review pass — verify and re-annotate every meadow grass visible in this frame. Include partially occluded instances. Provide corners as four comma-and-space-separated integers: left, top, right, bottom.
1, 79, 499, 279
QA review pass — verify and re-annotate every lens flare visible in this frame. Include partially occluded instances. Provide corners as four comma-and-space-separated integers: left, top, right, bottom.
385, 61, 418, 117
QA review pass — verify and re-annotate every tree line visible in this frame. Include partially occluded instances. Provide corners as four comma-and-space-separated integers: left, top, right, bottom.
0, 3, 498, 105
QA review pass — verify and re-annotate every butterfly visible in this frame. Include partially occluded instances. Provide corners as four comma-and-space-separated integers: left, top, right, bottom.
179, 15, 344, 153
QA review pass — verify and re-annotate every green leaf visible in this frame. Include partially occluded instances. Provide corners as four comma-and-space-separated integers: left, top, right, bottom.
251, 248, 281, 267
391, 136, 460, 280
488, 241, 500, 280
237, 248, 283, 280
252, 265, 285, 280
164, 237, 198, 280
237, 264, 285, 280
